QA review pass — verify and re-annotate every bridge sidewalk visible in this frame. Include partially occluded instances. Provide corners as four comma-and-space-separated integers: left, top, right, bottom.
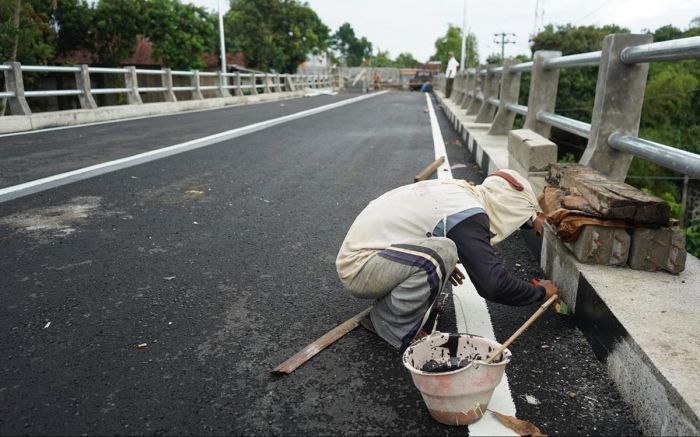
435, 89, 700, 436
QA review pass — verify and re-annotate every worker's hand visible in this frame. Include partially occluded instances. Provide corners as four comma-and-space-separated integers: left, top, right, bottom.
538, 279, 559, 300
448, 267, 465, 286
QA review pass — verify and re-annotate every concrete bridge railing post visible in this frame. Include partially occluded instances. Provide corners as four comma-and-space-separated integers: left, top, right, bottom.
274, 74, 282, 93
251, 72, 258, 95
579, 33, 653, 181
466, 65, 485, 115
286, 74, 295, 92
190, 70, 203, 100
460, 69, 476, 109
489, 59, 522, 135
217, 71, 229, 98
263, 73, 271, 93
74, 64, 98, 110
475, 65, 500, 123
161, 68, 177, 102
452, 70, 466, 105
124, 66, 143, 105
524, 51, 561, 137
3, 62, 31, 115
234, 72, 243, 96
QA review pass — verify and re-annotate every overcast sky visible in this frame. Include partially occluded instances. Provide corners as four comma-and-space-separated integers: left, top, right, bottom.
190, 0, 698, 63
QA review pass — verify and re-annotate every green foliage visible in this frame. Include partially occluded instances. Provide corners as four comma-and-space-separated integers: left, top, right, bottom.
430, 24, 478, 70
558, 152, 577, 163
684, 218, 700, 258
92, 0, 147, 66
0, 0, 56, 64
53, 0, 94, 59
368, 50, 394, 67
331, 22, 372, 67
394, 52, 420, 68
144, 0, 215, 70
226, 0, 329, 73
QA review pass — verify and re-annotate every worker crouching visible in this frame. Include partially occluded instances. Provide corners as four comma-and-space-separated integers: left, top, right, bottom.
336, 169, 558, 350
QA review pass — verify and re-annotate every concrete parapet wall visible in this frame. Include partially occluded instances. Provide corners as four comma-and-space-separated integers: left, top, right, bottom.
0, 90, 314, 135
508, 129, 557, 173
434, 88, 700, 436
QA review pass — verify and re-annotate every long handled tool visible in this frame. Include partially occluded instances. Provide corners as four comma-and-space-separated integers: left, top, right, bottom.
271, 307, 372, 374
484, 294, 558, 364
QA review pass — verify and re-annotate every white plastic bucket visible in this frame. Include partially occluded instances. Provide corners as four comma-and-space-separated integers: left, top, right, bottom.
402, 332, 511, 426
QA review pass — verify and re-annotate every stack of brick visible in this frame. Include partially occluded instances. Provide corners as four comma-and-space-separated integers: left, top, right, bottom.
544, 163, 686, 274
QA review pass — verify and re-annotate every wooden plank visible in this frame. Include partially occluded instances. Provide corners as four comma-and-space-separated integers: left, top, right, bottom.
271, 307, 372, 375
548, 163, 669, 224
414, 156, 445, 182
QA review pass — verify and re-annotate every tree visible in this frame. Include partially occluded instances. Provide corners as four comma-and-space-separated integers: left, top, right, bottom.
368, 49, 393, 67
394, 52, 420, 68
144, 0, 215, 70
331, 22, 372, 67
91, 0, 147, 65
0, 0, 56, 64
430, 24, 478, 70
225, 0, 330, 73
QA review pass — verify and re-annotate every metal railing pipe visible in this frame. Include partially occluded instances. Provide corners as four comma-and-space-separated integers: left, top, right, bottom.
91, 88, 131, 94
138, 87, 168, 93
199, 85, 219, 91
134, 69, 166, 75
487, 97, 500, 106
24, 89, 83, 97
510, 61, 533, 73
609, 132, 700, 179
21, 65, 80, 73
0, 64, 10, 71
620, 36, 700, 64
172, 86, 196, 91
491, 66, 504, 74
506, 102, 528, 115
170, 70, 195, 76
544, 51, 602, 69
0, 91, 15, 98
88, 67, 128, 74
536, 111, 591, 138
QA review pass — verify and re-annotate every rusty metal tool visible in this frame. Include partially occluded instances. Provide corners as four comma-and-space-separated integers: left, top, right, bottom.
271, 307, 372, 374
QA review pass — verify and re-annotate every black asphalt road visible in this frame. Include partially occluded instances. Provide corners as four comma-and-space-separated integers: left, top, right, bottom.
0, 93, 354, 189
0, 92, 639, 435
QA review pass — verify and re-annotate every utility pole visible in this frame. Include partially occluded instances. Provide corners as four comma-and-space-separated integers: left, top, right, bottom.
218, 0, 227, 74
493, 32, 516, 62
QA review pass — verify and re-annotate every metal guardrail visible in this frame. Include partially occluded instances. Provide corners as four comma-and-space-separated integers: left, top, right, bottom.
445, 35, 700, 179
2, 61, 332, 114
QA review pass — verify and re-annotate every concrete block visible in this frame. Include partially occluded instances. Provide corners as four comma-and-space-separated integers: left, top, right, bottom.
629, 227, 687, 274
564, 226, 630, 266
508, 129, 557, 172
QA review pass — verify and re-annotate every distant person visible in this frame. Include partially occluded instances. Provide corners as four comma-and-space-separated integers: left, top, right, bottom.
372, 70, 381, 91
336, 170, 558, 350
420, 81, 432, 92
444, 52, 459, 98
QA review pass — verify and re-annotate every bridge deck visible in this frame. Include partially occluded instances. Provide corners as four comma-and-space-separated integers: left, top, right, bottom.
0, 92, 638, 435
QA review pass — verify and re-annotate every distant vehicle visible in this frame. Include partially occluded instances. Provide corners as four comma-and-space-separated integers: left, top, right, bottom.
409, 69, 433, 91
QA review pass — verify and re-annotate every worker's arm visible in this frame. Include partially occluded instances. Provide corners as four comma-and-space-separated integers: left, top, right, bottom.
447, 213, 546, 306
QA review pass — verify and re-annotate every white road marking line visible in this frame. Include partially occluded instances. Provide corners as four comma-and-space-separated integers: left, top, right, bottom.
0, 89, 337, 139
425, 94, 518, 436
0, 91, 389, 204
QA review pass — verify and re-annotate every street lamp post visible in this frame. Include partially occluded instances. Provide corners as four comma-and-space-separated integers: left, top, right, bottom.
218, 0, 227, 74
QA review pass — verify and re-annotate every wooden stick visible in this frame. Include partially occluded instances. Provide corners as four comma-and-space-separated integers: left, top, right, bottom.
484, 295, 558, 364
271, 307, 372, 374
414, 156, 446, 182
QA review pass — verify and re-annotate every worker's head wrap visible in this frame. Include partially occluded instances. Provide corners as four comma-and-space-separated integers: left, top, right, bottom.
460, 169, 541, 245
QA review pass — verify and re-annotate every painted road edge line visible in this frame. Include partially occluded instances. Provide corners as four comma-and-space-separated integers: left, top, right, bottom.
425, 93, 518, 437
0, 91, 390, 204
